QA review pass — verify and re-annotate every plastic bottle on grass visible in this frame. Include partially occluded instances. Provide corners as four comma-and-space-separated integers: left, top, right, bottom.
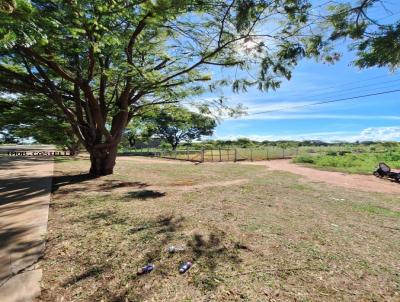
179, 261, 192, 274
137, 264, 154, 275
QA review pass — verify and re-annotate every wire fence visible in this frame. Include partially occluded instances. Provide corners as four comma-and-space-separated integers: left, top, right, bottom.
121, 147, 305, 162
119, 145, 394, 163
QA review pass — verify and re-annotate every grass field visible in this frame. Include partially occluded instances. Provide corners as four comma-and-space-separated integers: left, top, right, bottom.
294, 149, 400, 174
41, 157, 400, 301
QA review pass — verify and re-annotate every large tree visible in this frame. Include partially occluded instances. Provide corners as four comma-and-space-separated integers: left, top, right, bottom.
122, 110, 155, 148
144, 106, 217, 150
0, 0, 325, 176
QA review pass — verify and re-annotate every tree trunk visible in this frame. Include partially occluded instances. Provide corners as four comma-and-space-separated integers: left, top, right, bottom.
89, 145, 118, 176
67, 143, 81, 156
128, 136, 135, 148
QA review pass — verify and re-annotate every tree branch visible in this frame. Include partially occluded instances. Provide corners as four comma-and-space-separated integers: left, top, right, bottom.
218, 0, 236, 47
126, 12, 152, 64
18, 47, 77, 83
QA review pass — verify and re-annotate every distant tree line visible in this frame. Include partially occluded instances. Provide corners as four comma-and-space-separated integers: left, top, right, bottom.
121, 136, 400, 151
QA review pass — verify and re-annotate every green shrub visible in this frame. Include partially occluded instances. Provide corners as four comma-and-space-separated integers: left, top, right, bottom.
294, 156, 315, 164
294, 149, 400, 174
338, 151, 351, 156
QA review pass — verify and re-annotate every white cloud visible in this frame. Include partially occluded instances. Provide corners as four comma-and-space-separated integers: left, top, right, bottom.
232, 114, 400, 121
358, 127, 400, 141
213, 127, 400, 142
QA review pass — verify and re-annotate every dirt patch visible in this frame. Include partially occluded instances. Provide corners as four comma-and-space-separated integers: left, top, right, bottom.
166, 179, 249, 191
168, 180, 196, 186
241, 159, 400, 194
118, 156, 196, 165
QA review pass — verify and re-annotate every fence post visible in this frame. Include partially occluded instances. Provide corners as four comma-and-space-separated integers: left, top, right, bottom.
282, 148, 285, 159
174, 149, 177, 159
211, 149, 214, 162
266, 148, 269, 160
186, 147, 189, 160
219, 148, 222, 162
201, 148, 205, 162
250, 148, 253, 162
234, 148, 237, 162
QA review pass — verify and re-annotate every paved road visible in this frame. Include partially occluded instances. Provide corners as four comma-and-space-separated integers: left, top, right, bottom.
0, 151, 54, 302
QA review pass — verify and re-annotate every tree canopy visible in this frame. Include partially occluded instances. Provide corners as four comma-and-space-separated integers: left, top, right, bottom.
325, 0, 400, 70
0, 95, 81, 153
142, 106, 217, 150
0, 0, 327, 175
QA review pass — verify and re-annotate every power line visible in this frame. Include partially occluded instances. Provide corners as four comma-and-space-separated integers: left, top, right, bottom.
277, 74, 400, 100
258, 4, 400, 98
250, 89, 400, 115
294, 78, 400, 101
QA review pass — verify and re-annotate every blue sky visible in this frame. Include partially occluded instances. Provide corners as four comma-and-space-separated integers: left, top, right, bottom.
202, 1, 400, 142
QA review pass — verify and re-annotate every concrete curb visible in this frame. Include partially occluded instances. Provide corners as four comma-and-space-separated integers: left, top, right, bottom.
0, 155, 54, 302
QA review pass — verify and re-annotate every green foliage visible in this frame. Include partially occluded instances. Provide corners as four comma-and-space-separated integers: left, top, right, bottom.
235, 137, 255, 148
0, 1, 325, 138
295, 155, 315, 164
141, 106, 217, 150
294, 147, 400, 174
122, 112, 155, 148
0, 95, 80, 152
325, 1, 400, 70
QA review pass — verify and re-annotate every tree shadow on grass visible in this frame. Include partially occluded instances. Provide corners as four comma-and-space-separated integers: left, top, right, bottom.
128, 215, 184, 236
60, 264, 129, 302
124, 190, 166, 200
86, 209, 117, 221
186, 230, 243, 291
62, 265, 107, 287
130, 215, 185, 264
99, 180, 148, 191
51, 173, 95, 193
52, 174, 149, 195
188, 230, 242, 271
84, 209, 130, 227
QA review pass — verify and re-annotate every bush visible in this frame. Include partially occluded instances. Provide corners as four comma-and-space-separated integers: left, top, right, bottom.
294, 156, 315, 164
338, 151, 351, 156
293, 148, 400, 174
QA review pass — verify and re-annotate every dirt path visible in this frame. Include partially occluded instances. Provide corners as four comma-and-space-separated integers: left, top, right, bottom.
165, 178, 249, 191
117, 155, 196, 164
117, 156, 400, 194
0, 154, 54, 302
241, 159, 400, 194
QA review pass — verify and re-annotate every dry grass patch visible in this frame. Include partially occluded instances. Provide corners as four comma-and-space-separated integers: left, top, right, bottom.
41, 157, 400, 301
